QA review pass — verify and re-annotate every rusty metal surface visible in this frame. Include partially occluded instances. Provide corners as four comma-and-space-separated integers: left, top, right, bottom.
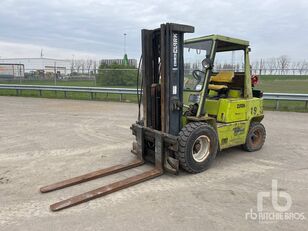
41, 123, 177, 211
50, 168, 162, 211
40, 159, 143, 193
154, 132, 164, 171
160, 23, 166, 133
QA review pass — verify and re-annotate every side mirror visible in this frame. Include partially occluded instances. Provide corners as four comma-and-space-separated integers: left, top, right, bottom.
201, 58, 213, 70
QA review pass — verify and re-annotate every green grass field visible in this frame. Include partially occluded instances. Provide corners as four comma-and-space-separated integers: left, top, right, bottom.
0, 76, 307, 112
0, 89, 139, 103
257, 79, 308, 94
255, 76, 308, 112
1, 79, 97, 87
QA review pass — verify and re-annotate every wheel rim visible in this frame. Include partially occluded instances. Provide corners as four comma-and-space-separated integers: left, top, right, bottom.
250, 128, 262, 148
192, 135, 211, 162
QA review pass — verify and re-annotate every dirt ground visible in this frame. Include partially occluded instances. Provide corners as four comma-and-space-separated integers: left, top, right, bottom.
0, 96, 307, 231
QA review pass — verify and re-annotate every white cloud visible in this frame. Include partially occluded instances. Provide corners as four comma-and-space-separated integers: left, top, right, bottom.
0, 40, 110, 60
0, 0, 307, 61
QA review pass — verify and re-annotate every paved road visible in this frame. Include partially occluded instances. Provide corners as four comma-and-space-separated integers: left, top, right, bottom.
0, 96, 307, 231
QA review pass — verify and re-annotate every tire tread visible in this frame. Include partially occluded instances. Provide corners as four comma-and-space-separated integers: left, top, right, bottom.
176, 122, 217, 173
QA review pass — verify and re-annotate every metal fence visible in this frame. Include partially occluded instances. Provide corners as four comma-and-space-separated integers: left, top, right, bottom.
0, 68, 140, 87
263, 93, 308, 110
1, 68, 308, 84
251, 68, 308, 75
0, 84, 307, 110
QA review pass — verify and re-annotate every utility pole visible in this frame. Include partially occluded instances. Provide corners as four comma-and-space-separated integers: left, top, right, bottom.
123, 33, 127, 55
54, 61, 57, 86
123, 33, 128, 66
231, 51, 235, 70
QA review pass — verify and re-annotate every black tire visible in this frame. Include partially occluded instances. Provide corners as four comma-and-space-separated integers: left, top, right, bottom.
242, 122, 266, 152
176, 122, 218, 173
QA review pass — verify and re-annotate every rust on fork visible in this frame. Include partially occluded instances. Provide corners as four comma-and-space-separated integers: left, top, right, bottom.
50, 168, 162, 211
40, 159, 144, 193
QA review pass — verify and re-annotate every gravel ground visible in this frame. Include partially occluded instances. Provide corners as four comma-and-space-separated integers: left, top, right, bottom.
0, 96, 307, 231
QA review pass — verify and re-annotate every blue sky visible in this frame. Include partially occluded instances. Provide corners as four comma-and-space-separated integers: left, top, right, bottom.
0, 0, 307, 61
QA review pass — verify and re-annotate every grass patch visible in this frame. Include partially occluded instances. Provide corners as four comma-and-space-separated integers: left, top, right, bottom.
263, 100, 308, 112
256, 79, 308, 94
1, 77, 307, 112
0, 89, 139, 103
0, 79, 96, 87
259, 75, 308, 80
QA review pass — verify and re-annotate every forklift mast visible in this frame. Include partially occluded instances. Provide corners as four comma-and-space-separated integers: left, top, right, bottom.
40, 23, 196, 211
142, 23, 194, 135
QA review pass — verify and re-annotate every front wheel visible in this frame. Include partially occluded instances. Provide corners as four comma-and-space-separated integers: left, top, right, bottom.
176, 122, 218, 173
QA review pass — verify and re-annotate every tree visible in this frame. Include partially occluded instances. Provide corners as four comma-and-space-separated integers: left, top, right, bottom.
291, 62, 299, 75
97, 62, 137, 86
266, 58, 278, 75
75, 60, 83, 73
277, 55, 290, 75
85, 59, 93, 75
259, 59, 265, 75
251, 61, 259, 75
81, 62, 85, 74
93, 61, 97, 74
298, 60, 308, 75
70, 59, 75, 73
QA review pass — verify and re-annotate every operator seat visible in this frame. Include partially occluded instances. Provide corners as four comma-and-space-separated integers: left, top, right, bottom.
208, 71, 234, 91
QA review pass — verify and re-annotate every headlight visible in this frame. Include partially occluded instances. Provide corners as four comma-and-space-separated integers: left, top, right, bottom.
189, 94, 200, 103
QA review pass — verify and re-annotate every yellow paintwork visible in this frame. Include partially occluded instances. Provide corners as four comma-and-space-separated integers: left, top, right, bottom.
208, 84, 228, 90
216, 121, 249, 149
202, 98, 263, 123
182, 38, 263, 151
183, 90, 263, 150
228, 89, 241, 98
185, 34, 249, 47
205, 99, 220, 115
211, 97, 263, 149
208, 90, 218, 97
208, 71, 235, 91
210, 71, 234, 83
217, 99, 247, 122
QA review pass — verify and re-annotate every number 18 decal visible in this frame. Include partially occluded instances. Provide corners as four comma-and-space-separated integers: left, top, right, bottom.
251, 107, 257, 115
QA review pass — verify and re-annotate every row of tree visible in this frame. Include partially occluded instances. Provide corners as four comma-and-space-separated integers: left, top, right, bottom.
251, 56, 308, 75
215, 56, 308, 75
69, 55, 308, 84
186, 55, 308, 75
70, 59, 98, 75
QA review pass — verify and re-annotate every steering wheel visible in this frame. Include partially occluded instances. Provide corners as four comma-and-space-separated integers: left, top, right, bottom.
192, 70, 205, 82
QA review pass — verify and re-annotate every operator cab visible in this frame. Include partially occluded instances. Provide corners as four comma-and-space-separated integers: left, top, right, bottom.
183, 35, 254, 119
184, 35, 249, 97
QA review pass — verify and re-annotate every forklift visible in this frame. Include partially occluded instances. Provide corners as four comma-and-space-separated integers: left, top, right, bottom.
41, 23, 266, 211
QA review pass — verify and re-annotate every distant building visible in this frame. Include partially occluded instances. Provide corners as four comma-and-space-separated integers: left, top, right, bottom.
100, 58, 137, 67
0, 58, 71, 74
0, 57, 138, 80
0, 63, 24, 78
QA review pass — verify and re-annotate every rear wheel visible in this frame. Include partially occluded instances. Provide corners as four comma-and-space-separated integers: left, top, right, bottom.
242, 122, 266, 152
177, 122, 218, 173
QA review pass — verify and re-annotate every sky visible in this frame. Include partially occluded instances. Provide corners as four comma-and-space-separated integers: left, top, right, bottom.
0, 0, 307, 62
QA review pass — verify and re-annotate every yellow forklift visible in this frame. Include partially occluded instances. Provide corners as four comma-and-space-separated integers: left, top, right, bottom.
41, 23, 266, 211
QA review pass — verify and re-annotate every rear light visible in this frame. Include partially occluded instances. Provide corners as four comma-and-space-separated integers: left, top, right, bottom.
251, 75, 259, 86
